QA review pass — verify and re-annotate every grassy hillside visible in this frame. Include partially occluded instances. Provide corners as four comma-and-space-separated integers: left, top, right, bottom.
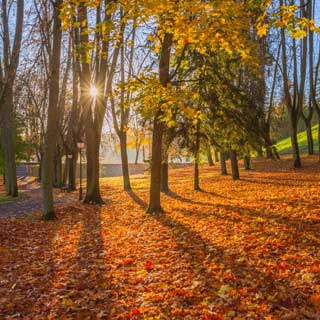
275, 124, 319, 154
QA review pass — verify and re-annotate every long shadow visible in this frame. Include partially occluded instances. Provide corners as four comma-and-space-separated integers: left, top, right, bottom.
127, 190, 148, 209
198, 189, 232, 200
207, 203, 320, 247
165, 190, 209, 206
51, 206, 111, 318
166, 190, 231, 206
117, 191, 317, 315
0, 214, 63, 317
240, 178, 306, 187
153, 213, 306, 315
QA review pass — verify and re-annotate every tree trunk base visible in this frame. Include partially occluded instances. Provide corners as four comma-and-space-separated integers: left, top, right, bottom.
43, 211, 56, 221
293, 159, 302, 168
83, 193, 104, 205
146, 205, 163, 214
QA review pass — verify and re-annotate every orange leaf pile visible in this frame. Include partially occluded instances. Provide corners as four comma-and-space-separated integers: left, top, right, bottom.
0, 156, 320, 318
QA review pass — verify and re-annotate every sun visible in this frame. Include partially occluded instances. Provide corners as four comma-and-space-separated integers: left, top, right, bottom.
89, 86, 98, 98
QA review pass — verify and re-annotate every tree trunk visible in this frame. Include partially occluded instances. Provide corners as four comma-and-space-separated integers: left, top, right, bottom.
134, 146, 140, 165
207, 146, 214, 166
305, 121, 314, 155
147, 113, 163, 213
119, 133, 131, 191
194, 120, 200, 191
160, 156, 169, 193
318, 115, 320, 162
0, 0, 24, 197
62, 159, 68, 186
290, 116, 302, 168
244, 155, 251, 170
214, 150, 220, 162
147, 32, 172, 214
84, 129, 103, 204
42, 0, 63, 220
68, 153, 77, 191
54, 151, 63, 188
230, 150, 240, 180
220, 152, 227, 175
142, 146, 146, 162
265, 124, 275, 159
194, 161, 200, 191
1, 87, 18, 197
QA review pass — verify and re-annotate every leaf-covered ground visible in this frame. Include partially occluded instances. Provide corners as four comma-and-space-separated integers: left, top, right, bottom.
1, 157, 320, 319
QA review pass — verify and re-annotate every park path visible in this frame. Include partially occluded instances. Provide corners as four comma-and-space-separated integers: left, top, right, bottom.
0, 166, 77, 218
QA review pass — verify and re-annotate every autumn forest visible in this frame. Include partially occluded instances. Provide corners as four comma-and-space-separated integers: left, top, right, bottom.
0, 0, 320, 319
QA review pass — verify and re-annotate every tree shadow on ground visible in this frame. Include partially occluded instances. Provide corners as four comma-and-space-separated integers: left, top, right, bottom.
0, 215, 63, 316
126, 191, 308, 316
50, 206, 111, 318
165, 190, 231, 206
174, 203, 320, 252
127, 190, 148, 209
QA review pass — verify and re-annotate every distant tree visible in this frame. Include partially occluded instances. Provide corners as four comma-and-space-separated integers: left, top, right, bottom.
0, 0, 24, 197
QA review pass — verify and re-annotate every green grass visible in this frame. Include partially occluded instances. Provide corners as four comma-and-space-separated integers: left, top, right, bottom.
0, 193, 25, 203
275, 124, 319, 154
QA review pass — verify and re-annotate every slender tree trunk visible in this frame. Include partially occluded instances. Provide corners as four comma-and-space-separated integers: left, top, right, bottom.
305, 121, 314, 155
134, 145, 140, 165
142, 146, 146, 162
0, 0, 24, 197
68, 153, 77, 191
54, 151, 63, 187
194, 121, 200, 191
42, 0, 62, 220
119, 133, 131, 191
207, 146, 214, 166
244, 155, 251, 170
220, 152, 227, 175
1, 87, 18, 196
318, 114, 320, 162
265, 124, 275, 159
84, 128, 103, 204
290, 116, 302, 168
214, 150, 220, 162
147, 113, 163, 213
160, 154, 169, 193
230, 150, 240, 180
62, 158, 68, 186
147, 32, 172, 213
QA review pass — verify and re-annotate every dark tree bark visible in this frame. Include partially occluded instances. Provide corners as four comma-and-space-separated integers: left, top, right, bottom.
244, 155, 251, 170
77, 3, 121, 203
0, 0, 24, 197
147, 32, 172, 214
214, 150, 220, 162
42, 0, 63, 220
207, 146, 214, 166
304, 121, 314, 155
160, 159, 169, 193
220, 152, 227, 175
1, 86, 18, 196
147, 112, 164, 213
279, 0, 307, 168
230, 150, 240, 180
194, 121, 200, 191
135, 147, 140, 164
68, 154, 77, 191
119, 133, 131, 191
265, 45, 280, 160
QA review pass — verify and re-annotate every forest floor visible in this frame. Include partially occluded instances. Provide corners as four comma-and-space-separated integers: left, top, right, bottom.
1, 156, 320, 319
0, 177, 76, 218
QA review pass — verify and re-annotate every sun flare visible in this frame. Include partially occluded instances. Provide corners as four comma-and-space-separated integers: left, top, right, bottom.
89, 86, 98, 98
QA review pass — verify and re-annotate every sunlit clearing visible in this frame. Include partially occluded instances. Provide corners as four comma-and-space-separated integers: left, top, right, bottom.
89, 86, 98, 98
